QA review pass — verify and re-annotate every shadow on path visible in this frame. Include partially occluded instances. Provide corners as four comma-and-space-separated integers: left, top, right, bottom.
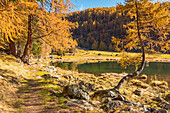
15, 78, 77, 113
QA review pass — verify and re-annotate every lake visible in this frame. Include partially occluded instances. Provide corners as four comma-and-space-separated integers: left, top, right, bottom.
51, 61, 170, 83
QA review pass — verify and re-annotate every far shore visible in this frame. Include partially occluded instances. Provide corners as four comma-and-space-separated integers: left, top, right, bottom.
52, 56, 170, 63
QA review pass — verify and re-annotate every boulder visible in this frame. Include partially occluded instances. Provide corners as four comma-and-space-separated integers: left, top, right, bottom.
92, 89, 126, 101
62, 84, 89, 100
66, 99, 93, 110
101, 100, 123, 111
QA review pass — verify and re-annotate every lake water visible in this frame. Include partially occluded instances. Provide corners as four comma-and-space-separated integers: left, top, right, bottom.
51, 61, 170, 83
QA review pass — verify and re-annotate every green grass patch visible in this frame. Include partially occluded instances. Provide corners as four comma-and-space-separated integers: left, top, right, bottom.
35, 71, 51, 76
58, 104, 69, 109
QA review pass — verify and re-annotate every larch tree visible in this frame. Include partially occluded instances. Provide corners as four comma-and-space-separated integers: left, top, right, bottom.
21, 0, 76, 64
0, 0, 77, 64
113, 0, 170, 90
0, 0, 28, 56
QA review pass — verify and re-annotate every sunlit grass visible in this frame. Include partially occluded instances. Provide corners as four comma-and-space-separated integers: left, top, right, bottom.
60, 49, 170, 60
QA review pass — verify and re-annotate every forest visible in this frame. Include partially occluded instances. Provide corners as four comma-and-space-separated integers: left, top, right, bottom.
0, 0, 170, 112
66, 2, 170, 53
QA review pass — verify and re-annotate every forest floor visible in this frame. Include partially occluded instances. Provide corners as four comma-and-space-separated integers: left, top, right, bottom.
0, 52, 169, 113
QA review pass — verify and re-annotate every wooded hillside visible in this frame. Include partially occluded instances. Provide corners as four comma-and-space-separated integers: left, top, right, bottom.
66, 2, 170, 53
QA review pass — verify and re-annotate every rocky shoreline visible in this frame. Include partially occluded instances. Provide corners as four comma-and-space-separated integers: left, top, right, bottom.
40, 65, 170, 112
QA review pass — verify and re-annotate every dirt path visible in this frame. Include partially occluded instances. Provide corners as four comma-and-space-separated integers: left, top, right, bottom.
16, 79, 44, 113
16, 78, 78, 113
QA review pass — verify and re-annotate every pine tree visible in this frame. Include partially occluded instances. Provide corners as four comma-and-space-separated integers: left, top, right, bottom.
99, 41, 107, 50
108, 43, 114, 51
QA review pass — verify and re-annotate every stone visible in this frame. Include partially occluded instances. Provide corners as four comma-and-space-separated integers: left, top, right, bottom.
78, 81, 85, 86
66, 99, 93, 110
133, 102, 142, 107
102, 97, 112, 103
49, 56, 54, 60
151, 81, 168, 87
165, 94, 170, 102
124, 101, 133, 106
146, 108, 159, 112
52, 76, 59, 80
85, 83, 96, 91
134, 89, 143, 96
16, 60, 21, 63
104, 100, 123, 110
161, 102, 170, 109
41, 74, 52, 79
62, 84, 89, 100
75, 77, 78, 81
155, 96, 163, 102
91, 101, 101, 107
63, 75, 73, 80
164, 103, 170, 109
124, 107, 133, 112
43, 66, 56, 73
36, 76, 42, 79
159, 109, 168, 113
92, 89, 126, 101
107, 91, 118, 97
117, 94, 125, 101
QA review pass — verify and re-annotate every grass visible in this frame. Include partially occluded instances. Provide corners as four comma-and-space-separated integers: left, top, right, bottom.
71, 49, 170, 58
50, 49, 170, 64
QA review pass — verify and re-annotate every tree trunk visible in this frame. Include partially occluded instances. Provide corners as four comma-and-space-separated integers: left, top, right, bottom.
16, 37, 21, 58
114, 1, 145, 90
9, 38, 17, 56
21, 14, 33, 64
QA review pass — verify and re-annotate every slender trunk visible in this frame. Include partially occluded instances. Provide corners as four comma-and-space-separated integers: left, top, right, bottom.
114, 1, 145, 90
9, 38, 16, 56
21, 14, 33, 64
16, 37, 21, 58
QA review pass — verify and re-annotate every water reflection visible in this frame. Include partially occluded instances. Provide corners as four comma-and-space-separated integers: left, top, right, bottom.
51, 61, 170, 83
